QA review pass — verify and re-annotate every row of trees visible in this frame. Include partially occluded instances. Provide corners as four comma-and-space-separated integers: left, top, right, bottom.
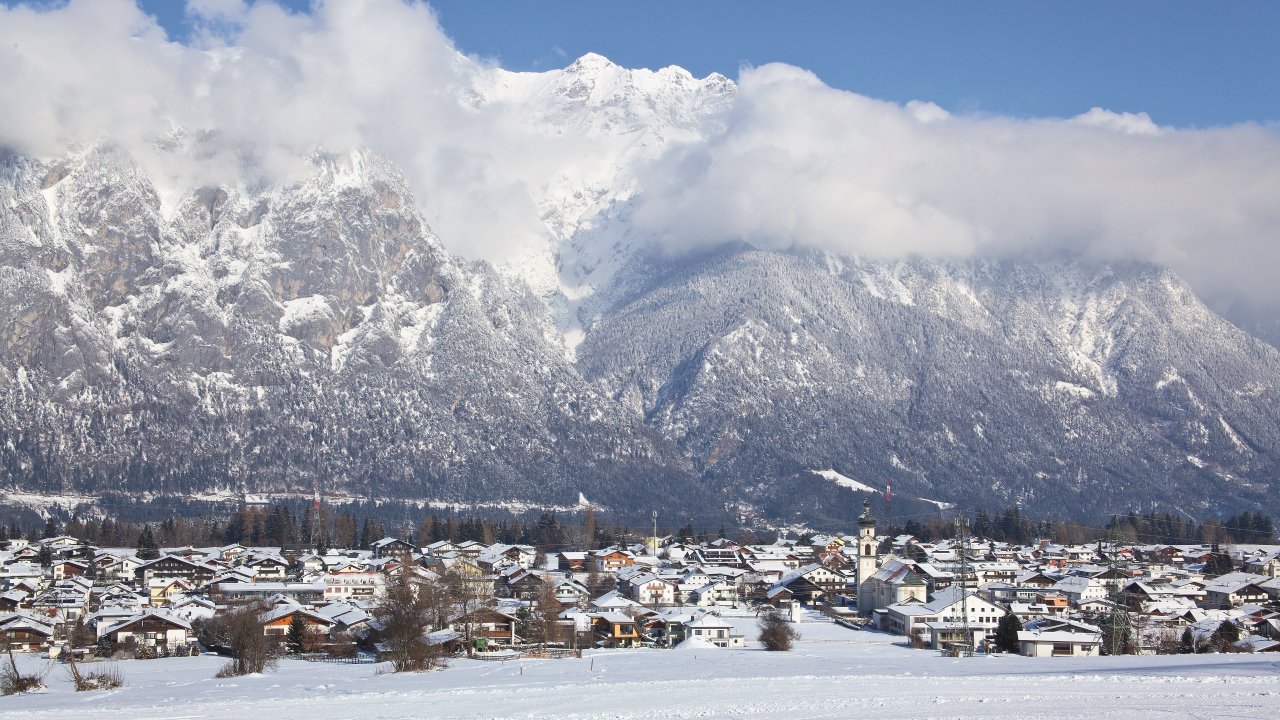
15, 507, 640, 554
884, 507, 1276, 546
6, 504, 1274, 557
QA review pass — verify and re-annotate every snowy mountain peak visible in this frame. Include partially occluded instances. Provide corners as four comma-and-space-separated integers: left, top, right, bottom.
2, 60, 1279, 527
566, 52, 618, 72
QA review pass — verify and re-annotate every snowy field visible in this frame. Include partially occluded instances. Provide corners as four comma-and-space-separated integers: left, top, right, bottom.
5, 612, 1278, 720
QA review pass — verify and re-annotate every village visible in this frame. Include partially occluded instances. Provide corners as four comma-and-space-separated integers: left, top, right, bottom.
2, 498, 1280, 689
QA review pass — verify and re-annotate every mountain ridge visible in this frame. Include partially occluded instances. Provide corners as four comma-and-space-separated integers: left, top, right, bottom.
1, 54, 1277, 527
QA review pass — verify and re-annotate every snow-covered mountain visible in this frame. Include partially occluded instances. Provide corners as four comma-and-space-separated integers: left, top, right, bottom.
2, 55, 1277, 526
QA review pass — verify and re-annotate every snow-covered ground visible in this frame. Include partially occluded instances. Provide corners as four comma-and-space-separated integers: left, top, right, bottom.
5, 612, 1278, 719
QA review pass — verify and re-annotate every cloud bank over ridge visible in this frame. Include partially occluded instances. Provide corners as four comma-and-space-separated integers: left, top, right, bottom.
2, 0, 1278, 306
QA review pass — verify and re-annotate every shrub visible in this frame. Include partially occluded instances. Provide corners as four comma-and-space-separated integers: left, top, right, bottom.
69, 662, 124, 692
83, 665, 124, 690
758, 609, 800, 651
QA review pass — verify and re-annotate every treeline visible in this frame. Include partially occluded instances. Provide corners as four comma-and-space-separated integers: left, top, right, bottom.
4, 503, 1274, 553
884, 507, 1276, 546
6, 504, 658, 553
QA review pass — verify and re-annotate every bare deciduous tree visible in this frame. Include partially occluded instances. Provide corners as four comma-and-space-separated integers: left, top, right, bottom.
374, 558, 442, 672
202, 602, 276, 677
1, 640, 46, 695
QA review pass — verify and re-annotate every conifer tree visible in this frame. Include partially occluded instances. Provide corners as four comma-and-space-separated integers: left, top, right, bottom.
994, 614, 1023, 653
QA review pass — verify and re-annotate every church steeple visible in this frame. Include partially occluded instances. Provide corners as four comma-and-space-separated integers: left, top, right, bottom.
856, 497, 879, 612
858, 498, 875, 528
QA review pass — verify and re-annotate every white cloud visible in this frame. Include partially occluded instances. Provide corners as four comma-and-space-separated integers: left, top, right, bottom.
633, 63, 1280, 303
1, 0, 1278, 308
1072, 107, 1162, 135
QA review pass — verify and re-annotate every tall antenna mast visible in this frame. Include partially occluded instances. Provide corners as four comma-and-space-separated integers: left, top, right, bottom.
885, 478, 892, 526
311, 486, 322, 551
652, 510, 659, 558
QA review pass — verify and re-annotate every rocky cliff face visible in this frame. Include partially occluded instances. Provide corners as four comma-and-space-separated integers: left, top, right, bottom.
578, 247, 1280, 525
1, 55, 1277, 527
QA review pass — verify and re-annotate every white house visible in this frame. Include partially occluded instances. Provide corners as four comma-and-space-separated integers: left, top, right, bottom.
1017, 618, 1103, 657
1051, 575, 1108, 605
627, 574, 677, 606
882, 586, 1006, 645
678, 613, 745, 648
323, 572, 386, 602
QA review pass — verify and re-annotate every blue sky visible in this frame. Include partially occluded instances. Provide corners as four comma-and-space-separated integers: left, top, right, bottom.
122, 0, 1277, 128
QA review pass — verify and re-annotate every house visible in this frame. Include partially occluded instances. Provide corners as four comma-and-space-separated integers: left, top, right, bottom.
690, 545, 744, 568
0, 588, 29, 612
102, 611, 193, 651
423, 540, 457, 557
1203, 573, 1272, 609
314, 602, 374, 638
552, 578, 591, 607
881, 586, 1007, 645
459, 607, 519, 648
0, 562, 42, 584
792, 563, 852, 596
477, 544, 538, 572
503, 569, 551, 600
322, 572, 386, 602
454, 541, 486, 559
1017, 618, 1103, 657
673, 613, 745, 648
555, 551, 589, 572
626, 573, 677, 606
214, 582, 326, 606
259, 602, 336, 642
687, 580, 741, 607
370, 537, 418, 559
134, 555, 217, 586
0, 612, 55, 651
89, 605, 143, 638
767, 570, 824, 605
149, 578, 195, 607
51, 558, 90, 581
169, 595, 217, 622
592, 548, 636, 573
591, 612, 641, 648
31, 581, 91, 621
246, 554, 292, 580
1051, 575, 1108, 605
216, 543, 251, 563
423, 628, 466, 655
1016, 571, 1062, 588
1243, 552, 1280, 578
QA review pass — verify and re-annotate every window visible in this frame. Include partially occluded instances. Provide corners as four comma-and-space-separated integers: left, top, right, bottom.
1052, 643, 1072, 657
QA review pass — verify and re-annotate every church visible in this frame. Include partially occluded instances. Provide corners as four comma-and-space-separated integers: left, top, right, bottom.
855, 500, 928, 614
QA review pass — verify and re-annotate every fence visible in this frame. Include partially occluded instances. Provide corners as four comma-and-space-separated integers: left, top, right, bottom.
300, 653, 378, 665
471, 647, 582, 661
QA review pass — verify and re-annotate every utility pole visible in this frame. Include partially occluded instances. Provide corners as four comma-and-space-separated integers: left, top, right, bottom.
953, 517, 975, 656
1105, 526, 1132, 655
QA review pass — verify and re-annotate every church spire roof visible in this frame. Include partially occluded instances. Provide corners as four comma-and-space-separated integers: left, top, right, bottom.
858, 498, 876, 528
